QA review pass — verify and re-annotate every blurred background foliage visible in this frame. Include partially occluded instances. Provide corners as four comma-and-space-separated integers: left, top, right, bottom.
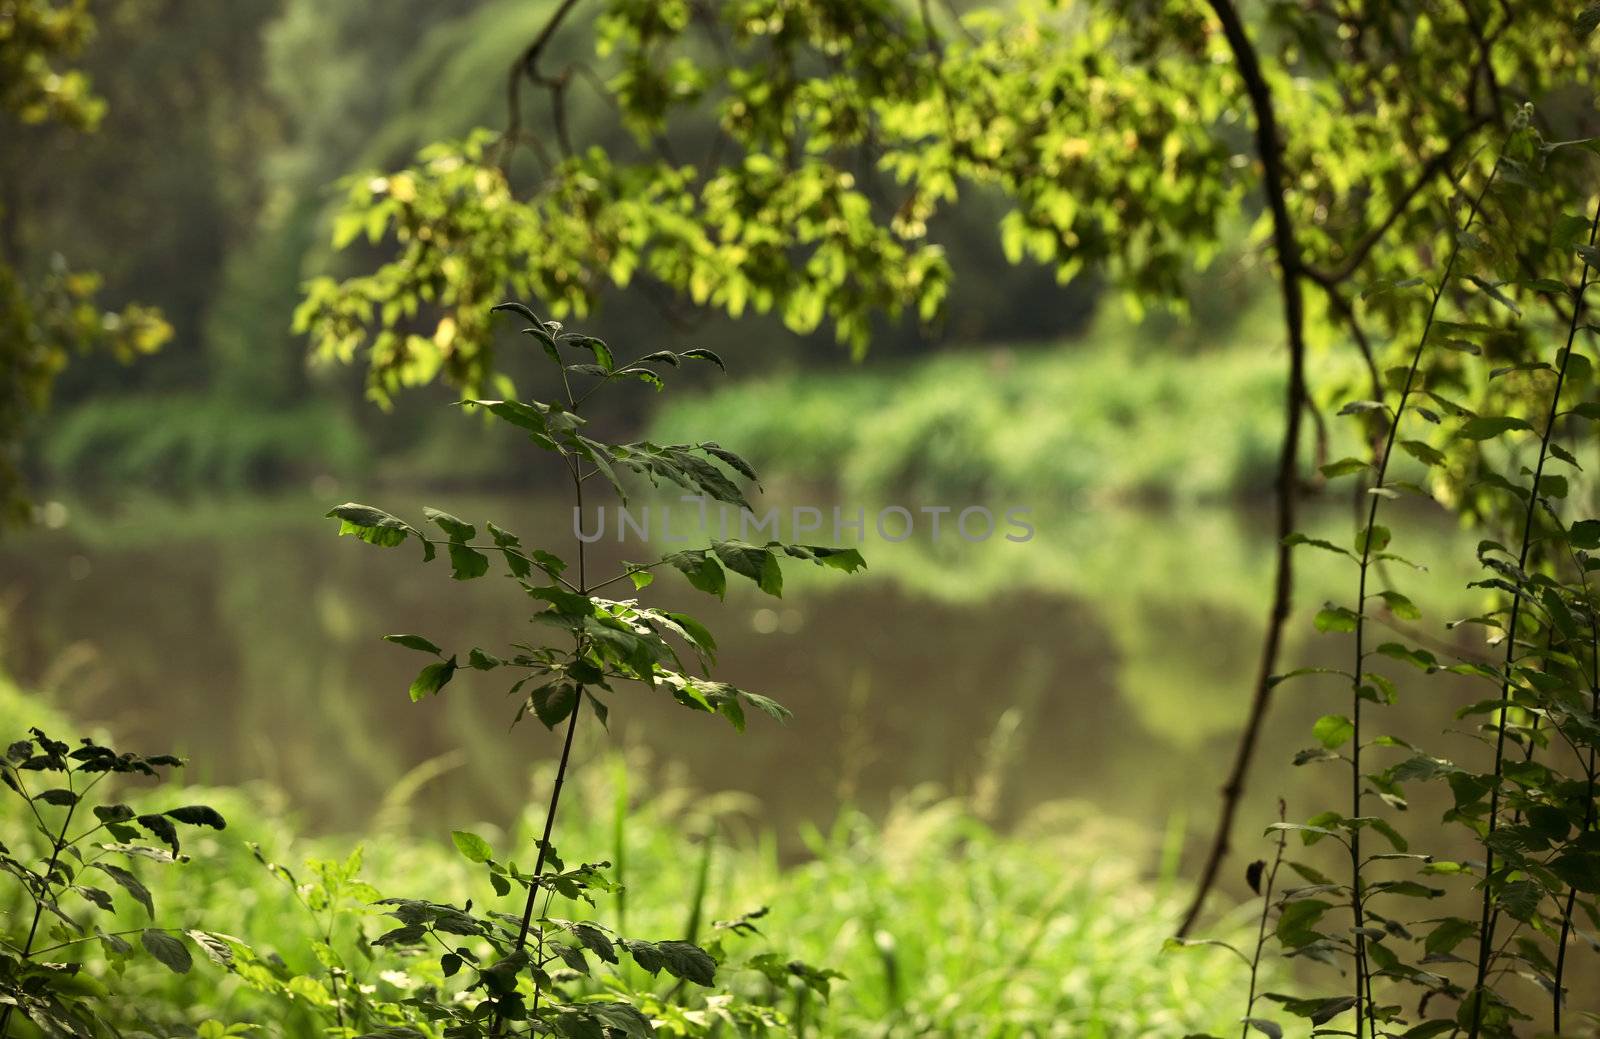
3, 0, 1289, 511
6, 0, 1596, 522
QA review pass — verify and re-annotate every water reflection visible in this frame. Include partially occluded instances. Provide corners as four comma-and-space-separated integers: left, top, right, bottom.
0, 491, 1498, 866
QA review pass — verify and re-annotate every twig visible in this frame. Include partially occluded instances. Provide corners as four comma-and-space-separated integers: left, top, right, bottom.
1179, 0, 1311, 938
1240, 800, 1288, 1039
1466, 192, 1600, 1039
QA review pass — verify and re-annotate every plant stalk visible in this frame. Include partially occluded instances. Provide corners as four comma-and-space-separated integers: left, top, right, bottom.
1240, 801, 1288, 1039
1345, 155, 1503, 1037
497, 395, 591, 1034
1467, 193, 1600, 1039
0, 776, 78, 1039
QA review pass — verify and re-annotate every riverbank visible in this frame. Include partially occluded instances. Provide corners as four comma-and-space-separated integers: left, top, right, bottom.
0, 678, 1259, 1036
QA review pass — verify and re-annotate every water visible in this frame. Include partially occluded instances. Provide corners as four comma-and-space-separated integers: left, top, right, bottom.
0, 489, 1499, 863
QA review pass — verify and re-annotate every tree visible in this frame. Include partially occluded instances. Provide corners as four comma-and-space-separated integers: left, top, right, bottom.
294, 0, 1600, 923
0, 0, 170, 524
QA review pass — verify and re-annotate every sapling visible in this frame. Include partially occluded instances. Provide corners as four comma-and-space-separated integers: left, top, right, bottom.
327, 301, 860, 1035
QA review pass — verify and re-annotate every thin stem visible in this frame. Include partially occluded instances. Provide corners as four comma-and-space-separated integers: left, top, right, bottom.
588, 562, 664, 596
1551, 692, 1597, 1035
1, 772, 80, 1038
1466, 193, 1600, 1039
416, 536, 580, 593
1346, 155, 1504, 1038
324, 905, 347, 1030
24, 926, 177, 960
1551, 530, 1600, 1032
496, 376, 591, 1034
1241, 802, 1288, 1039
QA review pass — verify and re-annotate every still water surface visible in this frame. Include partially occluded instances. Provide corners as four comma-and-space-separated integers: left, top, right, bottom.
0, 490, 1498, 868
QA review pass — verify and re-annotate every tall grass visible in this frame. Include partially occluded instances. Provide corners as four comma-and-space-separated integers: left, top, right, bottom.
0, 680, 1259, 1037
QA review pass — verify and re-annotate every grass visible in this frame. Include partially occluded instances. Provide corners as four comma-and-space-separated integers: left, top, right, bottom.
0, 678, 1264, 1037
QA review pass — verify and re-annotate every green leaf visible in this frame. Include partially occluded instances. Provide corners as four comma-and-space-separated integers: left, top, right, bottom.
680, 348, 726, 370
1320, 457, 1373, 479
1356, 524, 1391, 554
491, 301, 542, 324
1267, 667, 1353, 688
447, 543, 490, 580
802, 546, 867, 573
1161, 937, 1249, 964
623, 939, 716, 986
712, 540, 783, 596
328, 503, 427, 558
1355, 815, 1408, 852
451, 831, 493, 864
137, 814, 181, 854
1466, 275, 1521, 315
1313, 714, 1354, 750
1570, 519, 1600, 549
552, 1002, 654, 1039
1262, 993, 1357, 1025
664, 550, 726, 598
1282, 533, 1355, 559
700, 442, 760, 485
1424, 917, 1476, 955
384, 634, 443, 656
1376, 590, 1420, 620
1274, 899, 1331, 948
1361, 276, 1424, 299
1314, 605, 1360, 633
561, 334, 615, 371
94, 863, 153, 918
528, 584, 594, 618
187, 930, 234, 967
1496, 879, 1542, 921
458, 399, 560, 444
164, 805, 226, 830
141, 929, 192, 974
1399, 439, 1445, 467
1581, 3, 1600, 38
533, 683, 579, 729
468, 648, 502, 670
423, 507, 475, 541
666, 611, 718, 660
410, 658, 457, 701
1375, 642, 1437, 671
1458, 416, 1534, 440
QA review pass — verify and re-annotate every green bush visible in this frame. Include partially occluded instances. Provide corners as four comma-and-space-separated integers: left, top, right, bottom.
649, 325, 1341, 507
41, 394, 366, 491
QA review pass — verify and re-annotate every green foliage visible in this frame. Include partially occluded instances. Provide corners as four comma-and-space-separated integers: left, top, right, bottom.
0, 704, 1261, 1038
0, 0, 172, 526
42, 393, 367, 490
295, 1, 1600, 416
321, 301, 865, 1032
0, 728, 228, 1036
1198, 115, 1600, 1038
648, 313, 1311, 504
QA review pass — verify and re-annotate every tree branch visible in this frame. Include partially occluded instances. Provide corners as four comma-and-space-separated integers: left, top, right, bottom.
1304, 114, 1491, 288
501, 0, 586, 166
1178, 0, 1309, 937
